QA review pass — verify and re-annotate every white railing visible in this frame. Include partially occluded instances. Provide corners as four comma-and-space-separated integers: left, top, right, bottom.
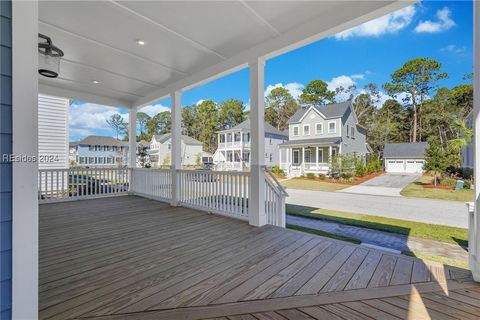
263, 166, 288, 227
304, 162, 329, 171
38, 167, 129, 203
216, 161, 244, 171
130, 168, 172, 201
178, 170, 250, 221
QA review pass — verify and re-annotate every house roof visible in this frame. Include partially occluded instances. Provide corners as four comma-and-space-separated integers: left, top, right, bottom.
383, 142, 428, 159
288, 100, 352, 124
279, 137, 341, 147
137, 140, 150, 148
218, 119, 288, 137
153, 133, 203, 145
69, 135, 128, 147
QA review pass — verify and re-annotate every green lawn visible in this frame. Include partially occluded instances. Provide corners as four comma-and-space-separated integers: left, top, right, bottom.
287, 204, 468, 246
286, 224, 361, 244
402, 250, 468, 269
401, 175, 474, 202
281, 178, 349, 192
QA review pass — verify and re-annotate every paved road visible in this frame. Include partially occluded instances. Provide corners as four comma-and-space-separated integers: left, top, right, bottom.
339, 173, 420, 197
286, 188, 468, 228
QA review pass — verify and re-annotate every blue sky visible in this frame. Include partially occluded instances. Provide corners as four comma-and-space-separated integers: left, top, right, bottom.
70, 1, 473, 141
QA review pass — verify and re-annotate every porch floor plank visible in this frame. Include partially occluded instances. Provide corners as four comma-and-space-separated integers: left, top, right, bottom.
39, 196, 478, 320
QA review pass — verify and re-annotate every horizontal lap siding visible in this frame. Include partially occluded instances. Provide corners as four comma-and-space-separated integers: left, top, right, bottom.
0, 0, 12, 319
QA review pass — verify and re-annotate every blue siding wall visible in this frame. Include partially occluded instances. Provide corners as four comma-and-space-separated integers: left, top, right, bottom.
0, 0, 12, 319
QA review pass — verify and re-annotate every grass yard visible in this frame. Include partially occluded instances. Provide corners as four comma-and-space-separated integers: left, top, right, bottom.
402, 250, 469, 269
287, 204, 468, 247
401, 175, 474, 202
281, 178, 349, 192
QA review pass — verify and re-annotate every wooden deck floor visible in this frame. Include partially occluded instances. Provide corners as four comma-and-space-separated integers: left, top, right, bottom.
39, 196, 479, 320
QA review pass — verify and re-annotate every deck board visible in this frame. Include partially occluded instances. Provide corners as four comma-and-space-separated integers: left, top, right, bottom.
39, 196, 478, 320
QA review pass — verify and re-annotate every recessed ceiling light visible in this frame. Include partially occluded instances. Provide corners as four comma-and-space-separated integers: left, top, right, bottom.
92, 80, 100, 84
136, 39, 146, 46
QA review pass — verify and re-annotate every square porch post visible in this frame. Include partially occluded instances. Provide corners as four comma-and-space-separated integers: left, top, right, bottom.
316, 146, 319, 170
249, 57, 266, 227
471, 0, 480, 281
128, 107, 137, 169
171, 91, 182, 206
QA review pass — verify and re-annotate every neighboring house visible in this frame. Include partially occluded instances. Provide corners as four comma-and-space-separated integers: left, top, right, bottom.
383, 142, 428, 173
38, 94, 69, 170
213, 119, 288, 171
279, 100, 368, 176
69, 136, 129, 167
462, 112, 473, 168
149, 133, 203, 167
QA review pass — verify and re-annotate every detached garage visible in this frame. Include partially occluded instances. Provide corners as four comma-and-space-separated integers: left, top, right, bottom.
383, 142, 428, 174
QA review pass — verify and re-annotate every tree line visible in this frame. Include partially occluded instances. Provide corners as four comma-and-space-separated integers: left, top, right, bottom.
106, 57, 473, 167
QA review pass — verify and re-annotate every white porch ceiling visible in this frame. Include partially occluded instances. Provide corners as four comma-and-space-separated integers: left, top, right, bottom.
38, 1, 413, 108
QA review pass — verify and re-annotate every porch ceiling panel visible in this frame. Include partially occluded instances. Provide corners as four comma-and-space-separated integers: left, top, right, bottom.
38, 1, 413, 108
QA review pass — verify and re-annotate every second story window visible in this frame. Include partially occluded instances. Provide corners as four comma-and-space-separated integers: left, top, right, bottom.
346, 125, 350, 137
303, 125, 310, 136
351, 126, 355, 138
293, 126, 299, 137
220, 135, 225, 143
315, 123, 323, 134
328, 121, 336, 134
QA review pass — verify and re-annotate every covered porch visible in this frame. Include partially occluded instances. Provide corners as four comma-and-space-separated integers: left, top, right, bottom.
40, 196, 478, 320
280, 140, 340, 176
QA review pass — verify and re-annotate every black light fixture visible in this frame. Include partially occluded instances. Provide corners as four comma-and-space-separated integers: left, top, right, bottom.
38, 33, 64, 78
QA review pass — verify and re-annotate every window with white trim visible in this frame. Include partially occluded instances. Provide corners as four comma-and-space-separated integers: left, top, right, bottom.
328, 121, 336, 133
346, 125, 350, 137
293, 150, 300, 164
318, 149, 324, 163
292, 126, 299, 136
303, 124, 310, 136
351, 126, 355, 138
315, 123, 323, 134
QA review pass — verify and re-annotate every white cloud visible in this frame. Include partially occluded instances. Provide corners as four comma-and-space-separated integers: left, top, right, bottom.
440, 44, 467, 55
414, 7, 455, 33
264, 82, 305, 100
196, 99, 206, 105
327, 75, 358, 101
335, 5, 416, 40
138, 103, 170, 117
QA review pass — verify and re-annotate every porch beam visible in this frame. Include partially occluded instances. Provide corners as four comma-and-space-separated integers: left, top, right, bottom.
128, 107, 137, 169
171, 91, 182, 206
472, 0, 480, 282
11, 1, 39, 318
249, 57, 266, 227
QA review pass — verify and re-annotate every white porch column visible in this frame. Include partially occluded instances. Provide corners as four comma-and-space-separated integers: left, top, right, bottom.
128, 107, 137, 169
240, 132, 243, 168
329, 145, 333, 159
301, 146, 305, 173
316, 146, 319, 170
12, 1, 39, 318
171, 91, 182, 206
249, 57, 267, 227
471, 0, 480, 281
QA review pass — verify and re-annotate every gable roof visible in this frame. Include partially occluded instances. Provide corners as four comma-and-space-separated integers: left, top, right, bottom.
288, 100, 352, 124
218, 119, 288, 137
383, 142, 428, 159
70, 135, 128, 147
152, 133, 203, 146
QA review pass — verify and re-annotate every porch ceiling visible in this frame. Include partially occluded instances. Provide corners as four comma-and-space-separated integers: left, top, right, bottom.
38, 1, 412, 108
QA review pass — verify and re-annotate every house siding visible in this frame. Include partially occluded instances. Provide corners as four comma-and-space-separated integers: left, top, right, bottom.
340, 107, 368, 157
0, 1, 12, 318
289, 108, 341, 141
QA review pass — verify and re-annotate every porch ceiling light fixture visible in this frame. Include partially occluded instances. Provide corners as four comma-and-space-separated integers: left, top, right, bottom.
38, 33, 64, 78
136, 39, 146, 46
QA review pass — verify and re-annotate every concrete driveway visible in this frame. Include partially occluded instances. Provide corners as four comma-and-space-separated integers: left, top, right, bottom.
286, 188, 468, 228
338, 173, 421, 197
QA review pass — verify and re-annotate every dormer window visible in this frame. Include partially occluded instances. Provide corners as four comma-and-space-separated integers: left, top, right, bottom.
303, 125, 310, 136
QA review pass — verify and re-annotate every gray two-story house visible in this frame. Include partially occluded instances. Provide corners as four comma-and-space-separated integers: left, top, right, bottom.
279, 100, 368, 176
69, 136, 129, 167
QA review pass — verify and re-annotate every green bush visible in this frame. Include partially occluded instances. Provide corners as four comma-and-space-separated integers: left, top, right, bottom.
464, 179, 472, 189
340, 173, 352, 180
271, 166, 285, 176
318, 173, 326, 180
440, 177, 456, 187
366, 158, 382, 174
355, 162, 366, 177
306, 172, 316, 179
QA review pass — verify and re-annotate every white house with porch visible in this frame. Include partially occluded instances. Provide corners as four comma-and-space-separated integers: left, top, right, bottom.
4, 1, 480, 319
280, 100, 368, 176
213, 119, 288, 171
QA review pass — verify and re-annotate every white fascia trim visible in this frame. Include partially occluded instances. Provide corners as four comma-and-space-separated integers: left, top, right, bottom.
39, 83, 133, 108
134, 1, 413, 107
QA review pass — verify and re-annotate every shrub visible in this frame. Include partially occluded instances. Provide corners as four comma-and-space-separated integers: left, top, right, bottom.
271, 166, 285, 176
366, 158, 382, 174
306, 172, 316, 179
464, 179, 472, 189
355, 162, 366, 177
340, 172, 352, 180
440, 177, 456, 187
318, 173, 326, 180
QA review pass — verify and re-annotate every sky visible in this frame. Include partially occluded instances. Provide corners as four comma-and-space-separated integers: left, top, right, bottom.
70, 0, 474, 141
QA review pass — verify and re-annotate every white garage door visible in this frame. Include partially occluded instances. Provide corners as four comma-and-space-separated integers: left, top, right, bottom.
405, 160, 424, 173
386, 160, 405, 173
